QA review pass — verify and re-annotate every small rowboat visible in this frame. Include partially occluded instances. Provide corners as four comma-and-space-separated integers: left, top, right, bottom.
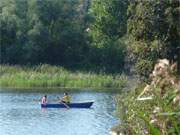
41, 101, 93, 108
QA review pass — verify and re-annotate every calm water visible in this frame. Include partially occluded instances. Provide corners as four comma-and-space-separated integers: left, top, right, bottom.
0, 89, 120, 135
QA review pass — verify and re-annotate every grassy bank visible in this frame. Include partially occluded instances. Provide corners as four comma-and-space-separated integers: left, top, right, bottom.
114, 86, 180, 135
0, 64, 127, 89
113, 60, 180, 134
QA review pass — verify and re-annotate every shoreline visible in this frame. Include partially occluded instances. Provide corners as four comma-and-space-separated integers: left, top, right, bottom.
0, 64, 127, 90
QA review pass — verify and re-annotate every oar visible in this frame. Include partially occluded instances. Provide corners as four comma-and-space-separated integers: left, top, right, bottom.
57, 97, 70, 109
60, 101, 70, 109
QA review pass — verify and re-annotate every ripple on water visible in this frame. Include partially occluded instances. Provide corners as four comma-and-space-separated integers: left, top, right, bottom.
0, 90, 119, 135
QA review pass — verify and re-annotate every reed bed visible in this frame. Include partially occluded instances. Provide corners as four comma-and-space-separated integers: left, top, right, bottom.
0, 64, 127, 89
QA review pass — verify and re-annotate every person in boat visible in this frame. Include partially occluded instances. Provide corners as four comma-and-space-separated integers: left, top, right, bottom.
41, 95, 47, 104
60, 93, 71, 104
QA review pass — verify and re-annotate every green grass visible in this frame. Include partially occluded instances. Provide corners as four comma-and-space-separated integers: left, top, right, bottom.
115, 85, 180, 135
0, 64, 127, 89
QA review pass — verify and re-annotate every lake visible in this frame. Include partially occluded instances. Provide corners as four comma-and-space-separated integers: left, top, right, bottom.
0, 88, 120, 135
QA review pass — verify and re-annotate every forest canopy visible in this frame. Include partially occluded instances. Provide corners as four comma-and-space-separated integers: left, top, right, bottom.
0, 0, 179, 76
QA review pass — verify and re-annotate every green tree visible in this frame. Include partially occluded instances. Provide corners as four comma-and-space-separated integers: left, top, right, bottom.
0, 0, 91, 67
89, 0, 128, 72
127, 0, 180, 79
0, 0, 23, 64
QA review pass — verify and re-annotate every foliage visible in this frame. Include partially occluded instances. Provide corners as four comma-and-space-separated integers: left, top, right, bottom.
0, 0, 89, 67
135, 59, 154, 81
0, 0, 179, 75
0, 0, 129, 73
127, 0, 180, 79
115, 59, 180, 134
0, 64, 127, 88
1, 0, 180, 133
116, 85, 180, 135
87, 0, 128, 72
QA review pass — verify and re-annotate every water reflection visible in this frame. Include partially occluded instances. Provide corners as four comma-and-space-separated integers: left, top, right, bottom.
0, 89, 119, 135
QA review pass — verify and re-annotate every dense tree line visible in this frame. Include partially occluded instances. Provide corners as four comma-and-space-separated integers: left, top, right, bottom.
0, 0, 90, 67
0, 0, 127, 72
0, 0, 179, 76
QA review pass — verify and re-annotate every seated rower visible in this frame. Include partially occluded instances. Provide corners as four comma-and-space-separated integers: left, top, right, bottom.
41, 95, 47, 104
60, 93, 71, 104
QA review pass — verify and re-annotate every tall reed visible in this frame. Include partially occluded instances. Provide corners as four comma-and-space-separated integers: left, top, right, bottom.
0, 64, 127, 89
